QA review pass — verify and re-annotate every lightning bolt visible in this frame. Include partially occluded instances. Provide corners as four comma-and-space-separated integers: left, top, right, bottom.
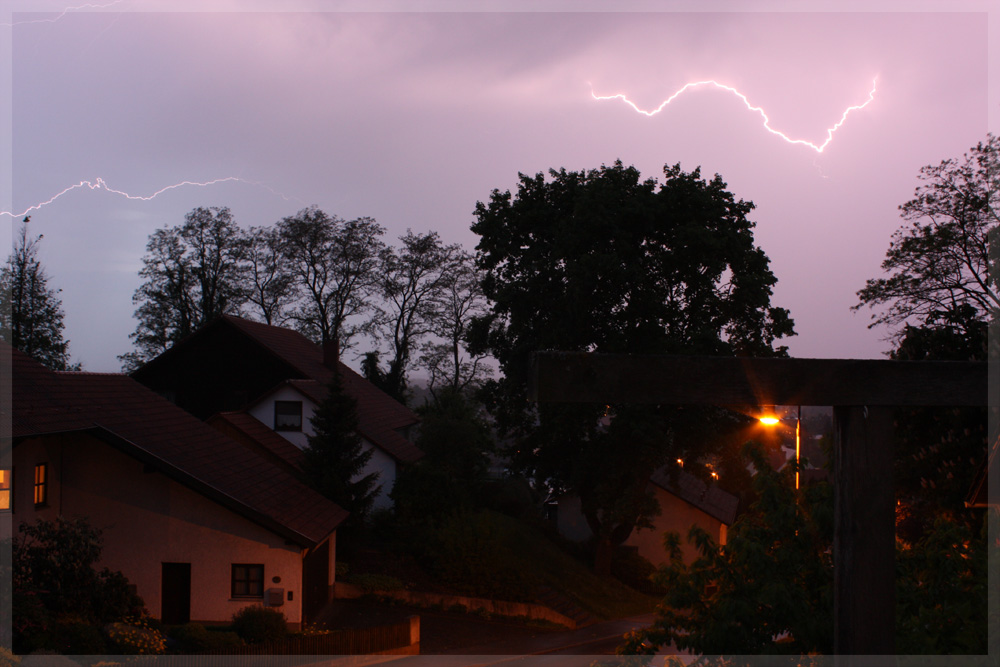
1, 0, 127, 28
591, 78, 878, 154
1, 177, 300, 219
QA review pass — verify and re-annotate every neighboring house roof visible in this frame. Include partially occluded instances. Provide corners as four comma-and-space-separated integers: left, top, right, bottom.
7, 343, 347, 547
649, 466, 740, 526
207, 411, 305, 472
276, 379, 423, 463
133, 315, 422, 460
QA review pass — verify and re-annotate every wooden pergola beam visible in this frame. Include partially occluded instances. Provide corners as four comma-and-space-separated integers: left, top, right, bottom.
528, 351, 989, 658
529, 352, 986, 407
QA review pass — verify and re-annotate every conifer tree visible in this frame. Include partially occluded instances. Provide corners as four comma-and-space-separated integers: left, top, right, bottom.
0, 221, 75, 370
302, 371, 381, 525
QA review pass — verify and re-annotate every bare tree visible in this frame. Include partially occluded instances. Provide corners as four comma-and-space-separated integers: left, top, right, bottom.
419, 249, 493, 397
243, 225, 296, 326
277, 207, 385, 348
368, 230, 461, 402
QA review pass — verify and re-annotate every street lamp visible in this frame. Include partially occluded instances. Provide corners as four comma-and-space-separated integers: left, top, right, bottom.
759, 406, 801, 489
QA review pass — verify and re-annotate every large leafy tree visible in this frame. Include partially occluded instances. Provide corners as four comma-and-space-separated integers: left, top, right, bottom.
855, 134, 998, 342
277, 207, 384, 348
855, 135, 997, 537
122, 206, 247, 370
0, 221, 75, 370
470, 161, 794, 573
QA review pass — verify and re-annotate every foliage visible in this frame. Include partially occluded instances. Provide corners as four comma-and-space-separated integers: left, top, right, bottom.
0, 221, 75, 370
12, 517, 146, 654
347, 573, 404, 593
243, 225, 296, 326
391, 387, 497, 524
276, 206, 385, 349
620, 445, 834, 660
122, 206, 246, 369
895, 513, 992, 654
421, 510, 538, 601
231, 605, 288, 644
418, 249, 493, 396
368, 230, 463, 403
302, 370, 380, 525
856, 137, 994, 538
105, 616, 167, 655
0, 648, 19, 667
470, 161, 794, 573
855, 134, 998, 340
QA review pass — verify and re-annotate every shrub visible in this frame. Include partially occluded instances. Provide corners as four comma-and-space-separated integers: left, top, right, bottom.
423, 510, 536, 601
611, 547, 664, 596
347, 573, 404, 594
105, 616, 167, 655
0, 647, 20, 667
169, 623, 243, 654
53, 619, 108, 655
231, 605, 288, 644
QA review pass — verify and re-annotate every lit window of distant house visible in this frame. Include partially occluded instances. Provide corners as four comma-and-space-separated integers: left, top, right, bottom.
33, 464, 48, 507
274, 401, 303, 431
0, 469, 9, 511
231, 564, 264, 598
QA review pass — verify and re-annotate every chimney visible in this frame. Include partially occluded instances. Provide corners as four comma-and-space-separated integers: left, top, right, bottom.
323, 336, 340, 371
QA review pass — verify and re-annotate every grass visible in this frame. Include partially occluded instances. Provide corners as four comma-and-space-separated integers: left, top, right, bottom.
480, 511, 659, 620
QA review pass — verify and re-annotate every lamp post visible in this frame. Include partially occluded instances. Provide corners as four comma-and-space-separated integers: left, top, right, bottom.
759, 406, 801, 489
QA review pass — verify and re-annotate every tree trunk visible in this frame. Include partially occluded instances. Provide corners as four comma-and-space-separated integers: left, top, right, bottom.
593, 537, 614, 576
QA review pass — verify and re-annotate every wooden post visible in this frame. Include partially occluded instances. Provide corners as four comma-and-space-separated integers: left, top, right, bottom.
833, 406, 896, 659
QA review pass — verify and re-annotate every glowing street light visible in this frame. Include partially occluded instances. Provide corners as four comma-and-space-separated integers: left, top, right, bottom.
758, 406, 801, 489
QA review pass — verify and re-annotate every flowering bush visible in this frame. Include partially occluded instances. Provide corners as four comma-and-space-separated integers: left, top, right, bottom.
105, 615, 167, 655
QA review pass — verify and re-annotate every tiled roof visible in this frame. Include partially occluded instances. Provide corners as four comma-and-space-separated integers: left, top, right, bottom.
8, 343, 347, 546
220, 316, 422, 461
649, 466, 739, 525
283, 379, 423, 463
207, 411, 305, 471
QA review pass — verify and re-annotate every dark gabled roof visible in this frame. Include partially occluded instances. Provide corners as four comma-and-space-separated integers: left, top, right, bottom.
8, 343, 347, 547
141, 315, 422, 459
649, 466, 739, 526
278, 379, 423, 463
207, 411, 305, 472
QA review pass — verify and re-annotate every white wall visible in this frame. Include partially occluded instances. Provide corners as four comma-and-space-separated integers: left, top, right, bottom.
248, 386, 397, 510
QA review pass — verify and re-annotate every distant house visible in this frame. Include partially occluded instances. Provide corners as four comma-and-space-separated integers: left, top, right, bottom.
131, 316, 423, 509
557, 466, 739, 566
7, 343, 347, 628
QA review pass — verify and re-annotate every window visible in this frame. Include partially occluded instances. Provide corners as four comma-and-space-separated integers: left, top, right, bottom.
231, 564, 264, 598
0, 469, 9, 511
33, 464, 48, 507
274, 401, 302, 431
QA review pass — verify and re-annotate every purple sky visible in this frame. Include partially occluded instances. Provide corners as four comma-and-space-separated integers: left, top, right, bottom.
3, 2, 996, 372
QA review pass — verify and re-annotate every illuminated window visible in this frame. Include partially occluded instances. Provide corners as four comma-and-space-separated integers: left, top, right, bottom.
231, 564, 264, 598
34, 464, 48, 507
0, 470, 9, 511
274, 401, 302, 431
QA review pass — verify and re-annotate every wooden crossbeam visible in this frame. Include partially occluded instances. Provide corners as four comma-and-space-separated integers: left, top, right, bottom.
528, 351, 990, 658
530, 352, 986, 407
